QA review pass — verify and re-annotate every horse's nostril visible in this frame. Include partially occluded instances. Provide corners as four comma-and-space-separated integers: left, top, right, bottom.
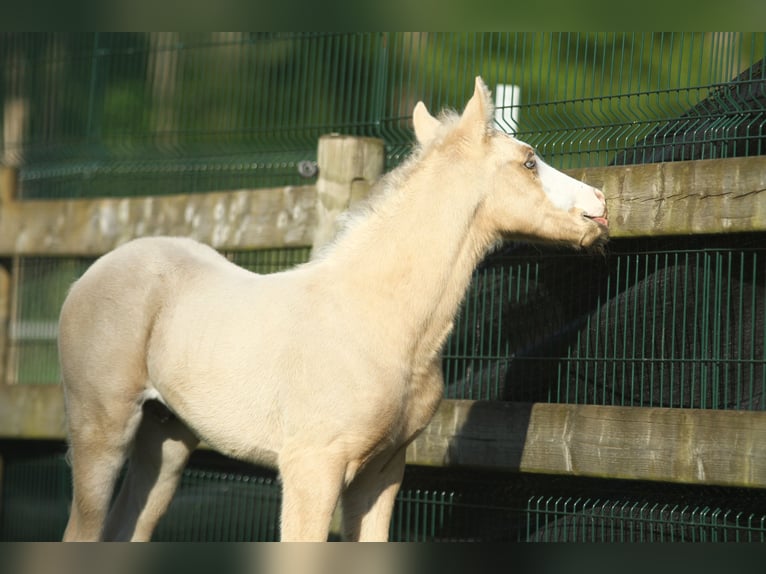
594, 189, 605, 202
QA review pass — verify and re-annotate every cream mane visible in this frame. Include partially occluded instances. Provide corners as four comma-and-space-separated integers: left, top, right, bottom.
313, 105, 489, 262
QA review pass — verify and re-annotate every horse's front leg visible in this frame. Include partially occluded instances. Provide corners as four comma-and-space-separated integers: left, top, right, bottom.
341, 448, 406, 542
278, 448, 346, 541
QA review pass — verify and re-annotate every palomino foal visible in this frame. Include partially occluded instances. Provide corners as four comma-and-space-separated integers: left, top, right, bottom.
59, 77, 608, 542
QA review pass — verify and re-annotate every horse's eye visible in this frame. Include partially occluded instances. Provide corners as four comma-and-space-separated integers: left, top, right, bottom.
524, 159, 537, 170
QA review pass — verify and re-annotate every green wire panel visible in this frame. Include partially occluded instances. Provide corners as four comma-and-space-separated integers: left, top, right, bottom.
154, 467, 282, 542
5, 257, 93, 385
395, 469, 766, 543
2, 33, 764, 199
0, 448, 71, 541
3, 447, 766, 542
525, 497, 766, 543
7, 249, 310, 385
4, 32, 395, 199
443, 233, 766, 410
225, 247, 310, 274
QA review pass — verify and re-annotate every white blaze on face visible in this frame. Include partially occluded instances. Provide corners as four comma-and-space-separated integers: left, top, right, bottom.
536, 157, 606, 219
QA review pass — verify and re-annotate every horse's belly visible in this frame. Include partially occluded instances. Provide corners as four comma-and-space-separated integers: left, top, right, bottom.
194, 419, 280, 468
146, 312, 285, 466
152, 371, 282, 467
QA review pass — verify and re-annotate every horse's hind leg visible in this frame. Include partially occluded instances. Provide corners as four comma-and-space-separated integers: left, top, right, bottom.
102, 401, 199, 541
341, 448, 406, 541
62, 396, 145, 541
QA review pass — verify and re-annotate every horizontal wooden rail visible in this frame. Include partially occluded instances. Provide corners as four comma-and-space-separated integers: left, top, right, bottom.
409, 399, 766, 488
570, 155, 766, 237
0, 182, 318, 256
3, 384, 766, 489
2, 156, 766, 256
0, 384, 66, 439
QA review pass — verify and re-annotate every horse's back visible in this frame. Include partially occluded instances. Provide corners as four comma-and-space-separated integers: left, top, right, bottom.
66, 235, 233, 299
86, 236, 229, 278
62, 236, 223, 321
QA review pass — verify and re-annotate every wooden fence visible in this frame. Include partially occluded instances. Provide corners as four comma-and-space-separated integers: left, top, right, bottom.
2, 134, 766, 491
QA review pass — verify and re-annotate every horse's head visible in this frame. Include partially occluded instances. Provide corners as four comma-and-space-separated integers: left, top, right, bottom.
412, 76, 609, 250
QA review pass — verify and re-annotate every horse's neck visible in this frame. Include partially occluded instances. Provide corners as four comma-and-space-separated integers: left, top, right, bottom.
323, 171, 492, 363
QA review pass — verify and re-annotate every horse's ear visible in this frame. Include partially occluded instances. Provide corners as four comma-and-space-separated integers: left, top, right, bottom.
413, 101, 441, 146
459, 76, 494, 139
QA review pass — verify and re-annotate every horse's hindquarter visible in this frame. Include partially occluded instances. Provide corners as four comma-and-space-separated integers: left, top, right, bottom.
59, 237, 210, 416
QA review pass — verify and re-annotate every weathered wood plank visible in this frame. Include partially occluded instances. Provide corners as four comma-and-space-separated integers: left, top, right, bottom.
570, 156, 766, 237
2, 385, 766, 489
409, 400, 766, 488
0, 265, 9, 385
0, 183, 318, 256
0, 384, 66, 439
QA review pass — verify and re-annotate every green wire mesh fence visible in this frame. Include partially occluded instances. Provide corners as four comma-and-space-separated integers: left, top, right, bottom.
3, 446, 766, 542
5, 248, 312, 385
2, 33, 764, 198
444, 234, 766, 410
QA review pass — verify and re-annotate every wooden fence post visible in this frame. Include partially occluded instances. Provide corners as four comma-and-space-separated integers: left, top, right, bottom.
311, 134, 385, 257
0, 165, 16, 205
0, 143, 10, 493
0, 262, 8, 386
0, 167, 13, 386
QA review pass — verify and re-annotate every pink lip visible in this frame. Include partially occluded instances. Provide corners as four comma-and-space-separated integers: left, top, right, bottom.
588, 216, 609, 228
